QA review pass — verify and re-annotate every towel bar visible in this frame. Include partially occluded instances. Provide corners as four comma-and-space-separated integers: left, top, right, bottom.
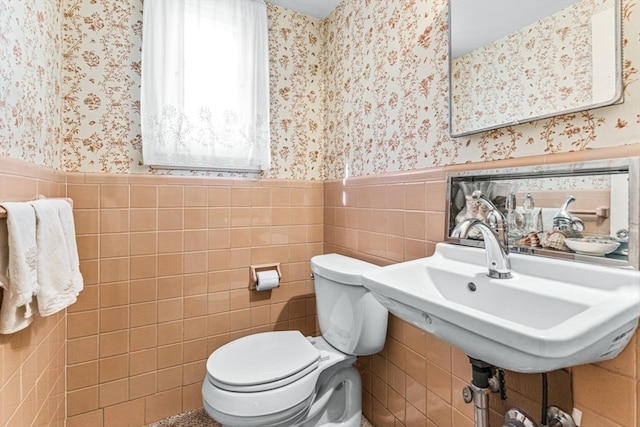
0, 197, 74, 219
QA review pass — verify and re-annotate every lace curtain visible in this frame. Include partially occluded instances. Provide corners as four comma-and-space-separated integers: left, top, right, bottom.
141, 0, 270, 172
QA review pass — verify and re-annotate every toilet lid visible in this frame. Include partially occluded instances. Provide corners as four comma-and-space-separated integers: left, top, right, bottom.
207, 331, 320, 392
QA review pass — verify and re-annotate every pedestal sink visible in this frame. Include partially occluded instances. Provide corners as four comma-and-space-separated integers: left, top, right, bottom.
361, 243, 640, 373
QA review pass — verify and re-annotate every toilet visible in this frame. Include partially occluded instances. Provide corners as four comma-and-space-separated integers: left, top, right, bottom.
202, 253, 388, 427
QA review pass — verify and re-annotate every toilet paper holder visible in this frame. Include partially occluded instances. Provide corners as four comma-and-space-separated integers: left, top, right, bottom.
249, 263, 282, 290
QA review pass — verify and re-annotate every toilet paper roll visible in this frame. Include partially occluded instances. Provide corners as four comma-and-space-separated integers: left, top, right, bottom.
256, 270, 279, 291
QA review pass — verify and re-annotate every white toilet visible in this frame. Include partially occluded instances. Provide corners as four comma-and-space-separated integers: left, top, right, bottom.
202, 253, 388, 427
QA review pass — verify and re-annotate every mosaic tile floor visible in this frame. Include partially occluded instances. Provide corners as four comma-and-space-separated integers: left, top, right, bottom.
146, 408, 374, 427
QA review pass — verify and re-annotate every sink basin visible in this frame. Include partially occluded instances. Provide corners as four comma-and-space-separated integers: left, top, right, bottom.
362, 243, 640, 373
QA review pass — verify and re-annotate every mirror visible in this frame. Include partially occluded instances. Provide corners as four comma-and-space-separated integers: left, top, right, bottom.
449, 0, 623, 137
445, 158, 640, 270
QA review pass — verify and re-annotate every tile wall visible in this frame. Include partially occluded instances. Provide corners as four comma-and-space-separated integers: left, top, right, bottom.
325, 146, 640, 427
0, 157, 66, 427
63, 172, 323, 425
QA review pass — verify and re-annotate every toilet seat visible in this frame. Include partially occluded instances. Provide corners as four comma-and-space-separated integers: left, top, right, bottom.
203, 331, 323, 419
207, 330, 320, 392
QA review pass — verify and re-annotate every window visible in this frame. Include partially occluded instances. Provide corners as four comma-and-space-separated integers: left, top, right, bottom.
141, 0, 270, 172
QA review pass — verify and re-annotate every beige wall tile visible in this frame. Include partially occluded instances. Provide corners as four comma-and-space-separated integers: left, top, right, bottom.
99, 354, 129, 383
66, 409, 104, 427
183, 273, 207, 296
68, 285, 99, 312
130, 325, 158, 352
130, 209, 157, 231
74, 209, 99, 234
130, 302, 158, 328
157, 298, 183, 323
67, 311, 99, 339
100, 306, 129, 333
157, 366, 183, 392
130, 349, 157, 376
67, 336, 99, 365
103, 398, 145, 427
131, 185, 158, 208
158, 186, 183, 207
100, 281, 129, 308
99, 378, 129, 408
157, 343, 183, 370
131, 232, 158, 256
158, 321, 184, 346
76, 234, 99, 260
67, 361, 98, 390
100, 233, 129, 258
158, 276, 183, 299
158, 208, 183, 230
130, 372, 157, 400
67, 386, 99, 417
184, 208, 207, 229
100, 185, 129, 208
99, 330, 129, 358
574, 364, 636, 426
185, 186, 207, 207
144, 388, 182, 425
100, 257, 130, 283
100, 209, 129, 233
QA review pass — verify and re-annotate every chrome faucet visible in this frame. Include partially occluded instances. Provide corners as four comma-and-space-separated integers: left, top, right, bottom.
470, 190, 508, 245
452, 218, 512, 279
553, 195, 584, 237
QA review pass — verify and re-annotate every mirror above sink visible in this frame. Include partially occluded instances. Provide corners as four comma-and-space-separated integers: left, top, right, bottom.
449, 0, 623, 137
446, 158, 639, 270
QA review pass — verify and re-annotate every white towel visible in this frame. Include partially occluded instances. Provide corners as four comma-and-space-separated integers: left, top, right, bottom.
0, 202, 39, 334
53, 199, 83, 295
29, 199, 82, 316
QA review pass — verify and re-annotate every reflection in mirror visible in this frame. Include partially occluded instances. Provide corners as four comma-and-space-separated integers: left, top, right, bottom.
449, 0, 622, 137
445, 158, 639, 270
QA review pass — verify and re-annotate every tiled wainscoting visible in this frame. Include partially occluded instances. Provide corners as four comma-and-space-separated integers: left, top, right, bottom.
64, 172, 324, 425
0, 157, 66, 427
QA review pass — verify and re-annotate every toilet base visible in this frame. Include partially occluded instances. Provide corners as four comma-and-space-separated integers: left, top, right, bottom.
299, 364, 362, 427
204, 393, 314, 427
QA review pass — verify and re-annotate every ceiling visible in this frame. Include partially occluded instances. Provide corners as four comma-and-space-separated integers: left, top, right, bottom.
451, 0, 580, 58
266, 0, 580, 58
267, 0, 341, 19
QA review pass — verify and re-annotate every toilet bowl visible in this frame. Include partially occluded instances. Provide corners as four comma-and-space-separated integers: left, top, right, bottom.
202, 254, 388, 427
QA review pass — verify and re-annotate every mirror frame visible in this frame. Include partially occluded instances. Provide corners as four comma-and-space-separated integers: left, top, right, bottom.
444, 157, 640, 270
448, 0, 624, 137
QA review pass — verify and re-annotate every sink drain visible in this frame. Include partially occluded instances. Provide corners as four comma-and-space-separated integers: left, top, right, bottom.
467, 282, 477, 292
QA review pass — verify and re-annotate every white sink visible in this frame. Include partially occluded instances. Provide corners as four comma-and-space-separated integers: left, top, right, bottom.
362, 243, 640, 373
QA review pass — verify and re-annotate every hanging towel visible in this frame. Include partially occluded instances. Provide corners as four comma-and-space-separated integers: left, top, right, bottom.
29, 199, 82, 316
0, 202, 39, 334
53, 199, 83, 295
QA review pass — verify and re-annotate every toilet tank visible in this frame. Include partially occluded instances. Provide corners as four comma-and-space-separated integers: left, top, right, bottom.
310, 254, 388, 355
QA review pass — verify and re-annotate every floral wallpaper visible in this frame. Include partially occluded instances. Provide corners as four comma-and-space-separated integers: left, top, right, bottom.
322, 0, 639, 180
61, 0, 142, 173
451, 0, 600, 136
266, 3, 325, 180
323, 0, 451, 177
0, 0, 62, 169
1, 0, 638, 180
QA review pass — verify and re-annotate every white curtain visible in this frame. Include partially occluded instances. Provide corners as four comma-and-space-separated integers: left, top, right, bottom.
141, 0, 270, 172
